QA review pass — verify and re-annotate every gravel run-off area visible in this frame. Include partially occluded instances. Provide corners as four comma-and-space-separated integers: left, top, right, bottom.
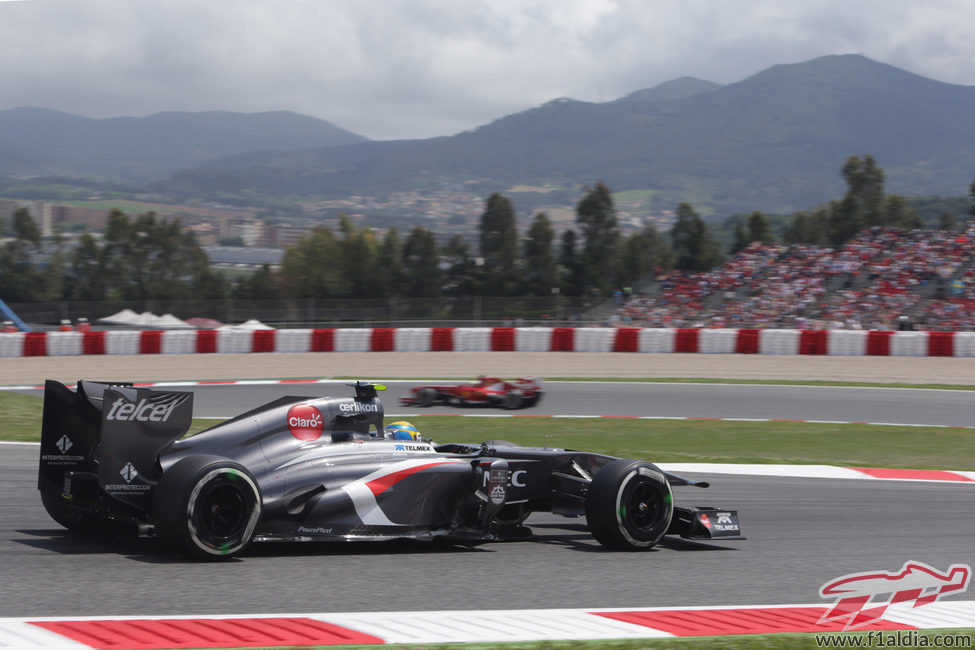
1, 352, 973, 386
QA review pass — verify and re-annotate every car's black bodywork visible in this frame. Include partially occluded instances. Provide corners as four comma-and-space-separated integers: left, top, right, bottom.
38, 379, 743, 559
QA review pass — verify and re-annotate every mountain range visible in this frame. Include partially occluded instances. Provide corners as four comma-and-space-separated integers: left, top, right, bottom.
2, 54, 974, 217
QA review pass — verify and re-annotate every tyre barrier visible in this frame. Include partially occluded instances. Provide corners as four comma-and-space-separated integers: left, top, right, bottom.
1, 327, 974, 358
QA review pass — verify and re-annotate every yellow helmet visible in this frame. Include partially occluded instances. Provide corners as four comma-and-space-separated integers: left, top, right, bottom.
385, 420, 421, 441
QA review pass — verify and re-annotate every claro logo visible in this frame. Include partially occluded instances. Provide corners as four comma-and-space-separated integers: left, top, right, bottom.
105, 396, 184, 422
288, 404, 324, 441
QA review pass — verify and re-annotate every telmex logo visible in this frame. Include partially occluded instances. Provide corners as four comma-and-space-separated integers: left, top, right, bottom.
105, 396, 183, 422
288, 404, 324, 441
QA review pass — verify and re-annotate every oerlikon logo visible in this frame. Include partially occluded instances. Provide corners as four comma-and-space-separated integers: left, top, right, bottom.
287, 404, 324, 441
819, 560, 971, 630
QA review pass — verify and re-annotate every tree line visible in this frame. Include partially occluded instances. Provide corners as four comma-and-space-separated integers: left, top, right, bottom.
2, 156, 974, 304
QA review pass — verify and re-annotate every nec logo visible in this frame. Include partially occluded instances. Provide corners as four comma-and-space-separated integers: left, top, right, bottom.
105, 396, 184, 422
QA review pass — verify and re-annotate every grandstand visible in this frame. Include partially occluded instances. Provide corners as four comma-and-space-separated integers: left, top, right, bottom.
614, 224, 975, 331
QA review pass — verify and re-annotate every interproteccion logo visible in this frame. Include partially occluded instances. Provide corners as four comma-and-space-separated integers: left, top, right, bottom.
818, 560, 971, 630
56, 435, 73, 453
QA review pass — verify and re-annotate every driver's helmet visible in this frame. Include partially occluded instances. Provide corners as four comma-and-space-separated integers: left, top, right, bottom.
385, 420, 421, 441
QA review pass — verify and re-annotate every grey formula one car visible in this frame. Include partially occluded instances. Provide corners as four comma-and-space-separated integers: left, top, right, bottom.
38, 379, 743, 560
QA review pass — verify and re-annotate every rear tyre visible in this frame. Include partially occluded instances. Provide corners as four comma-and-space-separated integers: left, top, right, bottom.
502, 389, 524, 410
152, 455, 261, 560
585, 459, 673, 550
416, 387, 437, 407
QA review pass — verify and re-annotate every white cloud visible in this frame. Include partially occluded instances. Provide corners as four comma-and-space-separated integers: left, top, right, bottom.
0, 0, 973, 139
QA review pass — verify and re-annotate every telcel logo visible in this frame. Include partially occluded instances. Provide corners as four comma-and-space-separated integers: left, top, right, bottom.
288, 404, 324, 441
106, 397, 182, 422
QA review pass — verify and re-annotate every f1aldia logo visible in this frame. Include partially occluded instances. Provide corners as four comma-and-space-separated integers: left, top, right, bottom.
819, 560, 971, 630
287, 404, 324, 441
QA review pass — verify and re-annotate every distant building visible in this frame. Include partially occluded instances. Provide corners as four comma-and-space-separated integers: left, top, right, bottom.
230, 220, 265, 246
49, 204, 111, 232
203, 246, 283, 270
266, 223, 316, 249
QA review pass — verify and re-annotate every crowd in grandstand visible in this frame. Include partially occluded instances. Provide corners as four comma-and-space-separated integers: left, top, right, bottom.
613, 223, 975, 331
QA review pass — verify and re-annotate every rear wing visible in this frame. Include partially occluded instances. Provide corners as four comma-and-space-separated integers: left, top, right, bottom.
39, 380, 194, 510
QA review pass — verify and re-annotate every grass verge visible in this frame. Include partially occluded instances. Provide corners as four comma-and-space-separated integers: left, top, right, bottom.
6, 391, 974, 469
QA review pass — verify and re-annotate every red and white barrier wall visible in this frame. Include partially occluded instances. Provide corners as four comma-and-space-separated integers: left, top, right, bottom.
2, 327, 974, 357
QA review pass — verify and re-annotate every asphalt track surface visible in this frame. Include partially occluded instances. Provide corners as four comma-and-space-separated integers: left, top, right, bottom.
4, 441, 975, 618
181, 381, 975, 427
15, 380, 975, 427
2, 366, 973, 619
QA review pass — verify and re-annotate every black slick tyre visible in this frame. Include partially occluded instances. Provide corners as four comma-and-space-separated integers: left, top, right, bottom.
152, 455, 261, 560
416, 387, 437, 407
502, 389, 524, 409
585, 459, 673, 550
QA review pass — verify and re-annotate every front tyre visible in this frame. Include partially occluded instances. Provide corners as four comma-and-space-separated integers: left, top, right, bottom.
585, 459, 673, 550
152, 455, 261, 560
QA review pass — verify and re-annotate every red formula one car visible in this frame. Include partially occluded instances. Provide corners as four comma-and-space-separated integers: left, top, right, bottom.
401, 376, 543, 410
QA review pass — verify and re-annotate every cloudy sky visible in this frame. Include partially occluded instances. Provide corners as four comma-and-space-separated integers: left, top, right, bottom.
2, 0, 974, 140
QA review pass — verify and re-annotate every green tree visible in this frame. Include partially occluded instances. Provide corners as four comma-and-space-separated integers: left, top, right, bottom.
101, 209, 132, 298
0, 208, 43, 301
670, 202, 722, 271
827, 196, 860, 247
478, 193, 519, 295
279, 227, 343, 298
557, 229, 583, 296
337, 215, 379, 298
441, 235, 479, 297
842, 154, 886, 227
827, 155, 887, 245
89, 210, 209, 301
375, 228, 406, 297
39, 228, 67, 301
12, 207, 40, 246
191, 266, 231, 301
620, 224, 674, 284
66, 232, 108, 301
883, 195, 921, 230
939, 211, 957, 232
969, 178, 975, 217
730, 220, 749, 255
575, 182, 620, 293
521, 212, 558, 296
747, 211, 774, 245
234, 264, 279, 300
784, 208, 830, 246
143, 215, 210, 300
402, 226, 441, 298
